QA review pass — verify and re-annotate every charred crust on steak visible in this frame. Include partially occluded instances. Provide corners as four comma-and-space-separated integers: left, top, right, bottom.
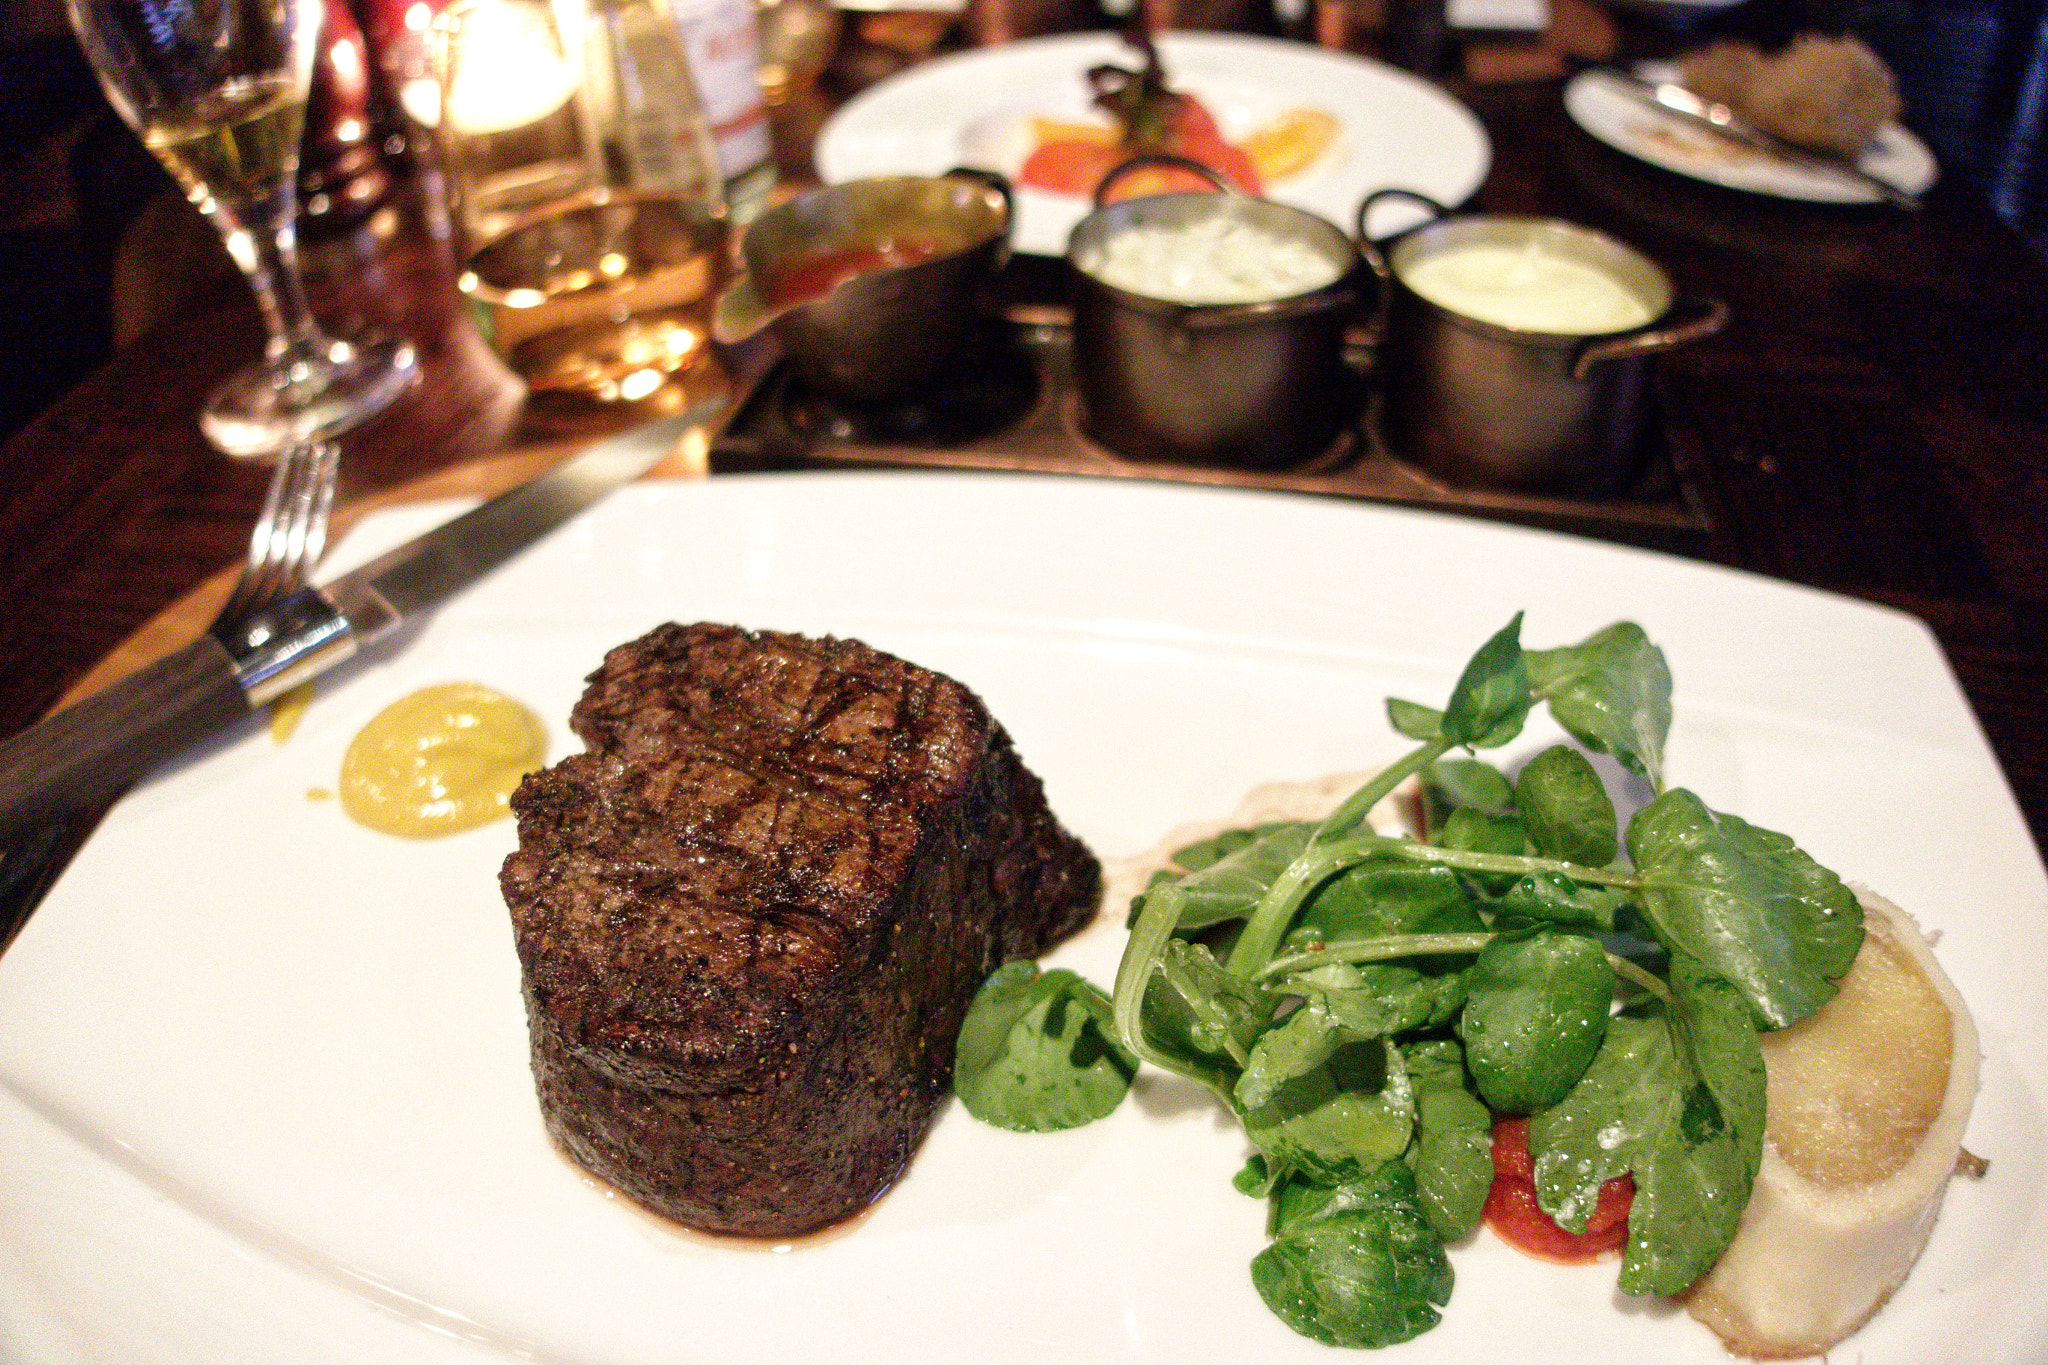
501, 623, 1101, 1236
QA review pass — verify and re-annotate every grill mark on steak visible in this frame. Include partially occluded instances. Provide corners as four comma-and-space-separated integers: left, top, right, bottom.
502, 622, 1100, 1236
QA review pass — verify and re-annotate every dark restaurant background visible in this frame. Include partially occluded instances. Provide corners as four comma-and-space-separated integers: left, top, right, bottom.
1, 0, 2045, 450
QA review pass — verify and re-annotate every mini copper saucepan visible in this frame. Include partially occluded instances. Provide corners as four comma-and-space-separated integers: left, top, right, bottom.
713, 171, 1014, 405
1064, 156, 1389, 470
1365, 189, 1729, 494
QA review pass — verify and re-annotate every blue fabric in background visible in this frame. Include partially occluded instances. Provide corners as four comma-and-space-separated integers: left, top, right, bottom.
1689, 0, 2048, 256
1867, 0, 2048, 253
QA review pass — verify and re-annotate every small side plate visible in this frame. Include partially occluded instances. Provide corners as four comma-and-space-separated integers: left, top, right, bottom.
1564, 65, 1938, 203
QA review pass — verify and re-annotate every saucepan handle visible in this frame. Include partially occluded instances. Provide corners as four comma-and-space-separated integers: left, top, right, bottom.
1345, 232, 1395, 349
1355, 187, 1449, 244
1092, 153, 1237, 206
1572, 296, 1730, 380
1346, 189, 1448, 348
942, 165, 1016, 303
943, 165, 1016, 236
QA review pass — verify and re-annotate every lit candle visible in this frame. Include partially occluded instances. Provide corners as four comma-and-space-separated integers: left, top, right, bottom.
439, 0, 579, 135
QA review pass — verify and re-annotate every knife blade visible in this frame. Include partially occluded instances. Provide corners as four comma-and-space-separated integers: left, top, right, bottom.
1592, 67, 1921, 211
0, 402, 716, 950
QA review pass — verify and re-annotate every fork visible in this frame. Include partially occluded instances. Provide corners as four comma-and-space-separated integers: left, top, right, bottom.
211, 439, 341, 636
0, 439, 341, 944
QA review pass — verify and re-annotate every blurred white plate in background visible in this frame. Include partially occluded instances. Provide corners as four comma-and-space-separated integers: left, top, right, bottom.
817, 32, 1492, 254
1566, 64, 1938, 203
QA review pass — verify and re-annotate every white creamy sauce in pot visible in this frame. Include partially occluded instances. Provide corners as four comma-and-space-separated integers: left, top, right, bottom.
1398, 239, 1657, 334
1078, 216, 1345, 305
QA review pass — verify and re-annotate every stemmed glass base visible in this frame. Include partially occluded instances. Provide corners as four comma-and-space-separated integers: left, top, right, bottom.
201, 333, 420, 460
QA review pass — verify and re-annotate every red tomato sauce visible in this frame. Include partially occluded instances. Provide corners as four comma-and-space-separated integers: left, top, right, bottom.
764, 238, 952, 307
1483, 1116, 1635, 1262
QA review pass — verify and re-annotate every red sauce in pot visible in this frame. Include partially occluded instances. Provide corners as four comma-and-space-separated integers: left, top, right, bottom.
764, 238, 954, 307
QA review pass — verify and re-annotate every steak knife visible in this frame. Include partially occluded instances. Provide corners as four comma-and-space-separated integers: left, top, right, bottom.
0, 403, 716, 950
1592, 67, 1922, 211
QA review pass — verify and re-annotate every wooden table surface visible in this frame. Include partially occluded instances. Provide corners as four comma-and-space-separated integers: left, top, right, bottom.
3, 19, 2046, 862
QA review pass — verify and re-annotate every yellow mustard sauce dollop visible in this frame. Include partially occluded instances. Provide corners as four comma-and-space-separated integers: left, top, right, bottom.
339, 682, 546, 837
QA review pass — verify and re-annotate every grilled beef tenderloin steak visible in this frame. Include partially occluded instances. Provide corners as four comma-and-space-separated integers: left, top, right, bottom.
501, 622, 1100, 1237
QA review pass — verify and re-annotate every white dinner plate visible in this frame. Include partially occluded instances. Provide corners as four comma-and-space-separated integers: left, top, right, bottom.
2, 474, 2044, 1364
815, 32, 1492, 255
1565, 65, 1939, 204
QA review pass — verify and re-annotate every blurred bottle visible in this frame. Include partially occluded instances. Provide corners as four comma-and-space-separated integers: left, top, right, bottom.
665, 0, 777, 221
755, 0, 840, 107
300, 0, 397, 240
354, 0, 453, 148
590, 0, 731, 203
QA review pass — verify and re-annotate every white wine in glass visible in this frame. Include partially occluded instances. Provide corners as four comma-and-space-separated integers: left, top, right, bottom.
68, 0, 419, 459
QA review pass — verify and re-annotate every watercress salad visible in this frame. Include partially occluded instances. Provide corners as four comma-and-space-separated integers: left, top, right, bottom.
953, 615, 1865, 1349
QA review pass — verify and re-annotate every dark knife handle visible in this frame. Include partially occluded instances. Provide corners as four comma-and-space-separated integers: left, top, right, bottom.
0, 636, 251, 836
0, 637, 251, 947
0, 798, 120, 953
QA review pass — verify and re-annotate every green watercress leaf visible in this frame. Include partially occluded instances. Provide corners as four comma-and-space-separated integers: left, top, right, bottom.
1403, 1039, 1494, 1242
1440, 613, 1533, 750
1240, 1037, 1415, 1182
1235, 1152, 1282, 1199
1515, 744, 1617, 868
1526, 621, 1672, 789
1291, 957, 1472, 1038
954, 962, 1137, 1132
1150, 822, 1315, 932
1238, 997, 1350, 1111
1628, 788, 1864, 1029
1492, 871, 1628, 931
1619, 959, 1765, 1296
1152, 936, 1276, 1066
1426, 758, 1517, 818
1526, 963, 1765, 1297
1293, 857, 1484, 943
1171, 821, 1297, 873
1436, 806, 1535, 895
1387, 697, 1444, 742
1666, 954, 1768, 1172
1251, 1161, 1453, 1349
1527, 1014, 1663, 1229
1459, 929, 1613, 1114
1282, 860, 1482, 1036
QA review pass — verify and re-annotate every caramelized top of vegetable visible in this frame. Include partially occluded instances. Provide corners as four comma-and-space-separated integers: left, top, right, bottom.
1087, 30, 1191, 149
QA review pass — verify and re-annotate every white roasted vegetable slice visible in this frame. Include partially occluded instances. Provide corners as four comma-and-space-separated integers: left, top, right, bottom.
1686, 888, 1980, 1358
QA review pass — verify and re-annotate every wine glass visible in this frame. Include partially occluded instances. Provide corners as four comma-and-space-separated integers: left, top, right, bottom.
67, 0, 419, 459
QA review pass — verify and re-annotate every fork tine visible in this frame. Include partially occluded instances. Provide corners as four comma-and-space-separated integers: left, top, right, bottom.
253, 444, 319, 604
216, 454, 295, 627
297, 440, 338, 572
212, 440, 339, 632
